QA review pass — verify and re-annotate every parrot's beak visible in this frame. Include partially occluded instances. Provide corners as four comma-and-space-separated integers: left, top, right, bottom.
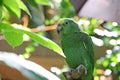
57, 24, 63, 34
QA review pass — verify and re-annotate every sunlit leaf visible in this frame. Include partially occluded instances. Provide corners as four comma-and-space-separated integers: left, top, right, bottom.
20, 30, 65, 57
0, 23, 65, 57
0, 23, 23, 47
4, 31, 23, 48
16, 0, 31, 17
3, 0, 20, 18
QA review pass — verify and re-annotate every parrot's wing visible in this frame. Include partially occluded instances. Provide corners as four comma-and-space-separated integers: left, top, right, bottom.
78, 32, 94, 69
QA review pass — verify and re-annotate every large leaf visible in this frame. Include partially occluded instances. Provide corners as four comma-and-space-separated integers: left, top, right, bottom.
20, 30, 65, 57
3, 0, 20, 18
0, 23, 65, 57
0, 23, 23, 47
0, 52, 60, 80
16, 0, 31, 17
4, 31, 23, 48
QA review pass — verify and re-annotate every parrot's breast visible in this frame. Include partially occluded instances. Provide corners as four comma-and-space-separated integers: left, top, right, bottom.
61, 34, 90, 68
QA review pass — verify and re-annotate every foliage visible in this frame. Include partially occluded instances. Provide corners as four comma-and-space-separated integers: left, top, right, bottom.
0, 0, 120, 80
0, 0, 64, 55
0, 0, 30, 18
0, 0, 63, 79
0, 23, 64, 56
93, 47, 120, 80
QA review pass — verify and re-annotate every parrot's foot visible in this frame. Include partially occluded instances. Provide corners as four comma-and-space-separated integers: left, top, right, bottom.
76, 64, 87, 75
67, 64, 87, 79
63, 65, 87, 79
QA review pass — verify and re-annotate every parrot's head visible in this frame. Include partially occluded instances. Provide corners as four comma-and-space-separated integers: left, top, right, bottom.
57, 18, 80, 35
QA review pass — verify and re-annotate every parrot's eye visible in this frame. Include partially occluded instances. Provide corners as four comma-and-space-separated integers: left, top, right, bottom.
64, 21, 69, 25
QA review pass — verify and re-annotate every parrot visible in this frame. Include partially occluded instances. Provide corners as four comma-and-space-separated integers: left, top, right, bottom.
57, 18, 94, 80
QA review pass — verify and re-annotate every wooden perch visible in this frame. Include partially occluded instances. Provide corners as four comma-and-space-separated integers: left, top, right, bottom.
30, 24, 57, 32
21, 14, 57, 33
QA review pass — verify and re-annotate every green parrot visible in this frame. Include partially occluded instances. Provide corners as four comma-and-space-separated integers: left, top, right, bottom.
57, 18, 94, 80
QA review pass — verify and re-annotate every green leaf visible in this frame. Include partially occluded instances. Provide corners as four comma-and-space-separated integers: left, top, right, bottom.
4, 31, 23, 48
35, 0, 50, 5
0, 23, 65, 57
16, 0, 31, 17
0, 23, 23, 47
3, 0, 20, 18
20, 30, 65, 57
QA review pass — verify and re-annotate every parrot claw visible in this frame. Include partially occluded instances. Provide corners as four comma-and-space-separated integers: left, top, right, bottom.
76, 64, 87, 75
67, 65, 87, 79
